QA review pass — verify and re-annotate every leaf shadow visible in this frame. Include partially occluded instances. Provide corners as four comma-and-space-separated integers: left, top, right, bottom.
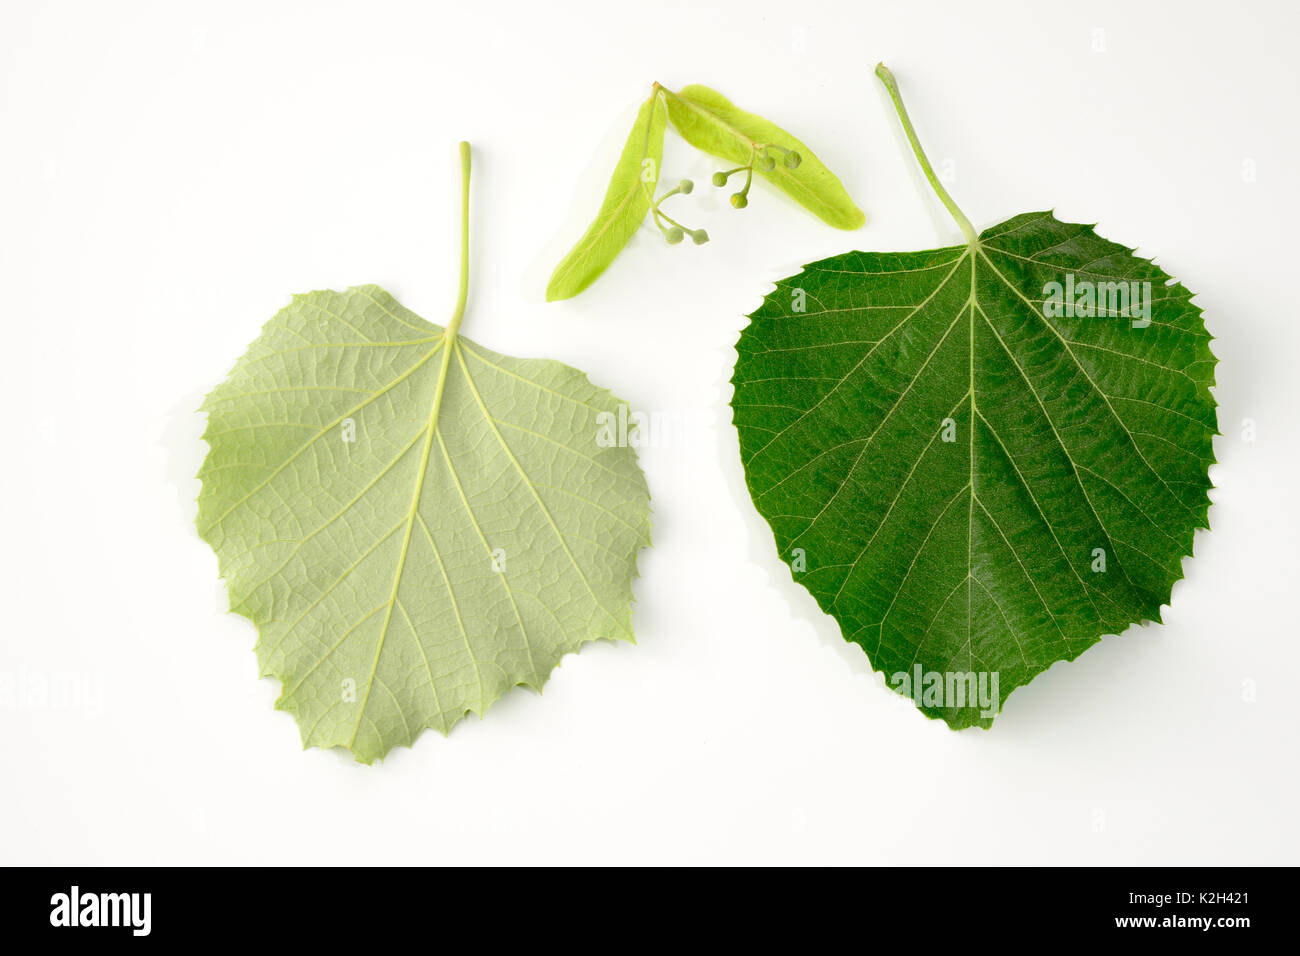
705, 324, 879, 684
160, 386, 211, 529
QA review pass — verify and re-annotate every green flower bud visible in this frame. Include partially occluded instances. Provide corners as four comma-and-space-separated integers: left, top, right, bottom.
784, 151, 802, 169
691, 229, 709, 245
730, 192, 748, 209
665, 226, 684, 244
711, 171, 728, 187
679, 179, 694, 195
759, 155, 776, 171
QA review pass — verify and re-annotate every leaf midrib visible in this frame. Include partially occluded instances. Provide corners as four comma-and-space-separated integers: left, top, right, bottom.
348, 332, 456, 748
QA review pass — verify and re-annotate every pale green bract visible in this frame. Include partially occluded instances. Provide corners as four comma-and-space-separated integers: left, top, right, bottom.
547, 94, 667, 301
548, 82, 865, 301
663, 84, 865, 230
198, 146, 651, 763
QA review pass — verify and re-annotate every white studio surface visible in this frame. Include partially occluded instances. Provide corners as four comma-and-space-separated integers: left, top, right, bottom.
2, 0, 1297, 865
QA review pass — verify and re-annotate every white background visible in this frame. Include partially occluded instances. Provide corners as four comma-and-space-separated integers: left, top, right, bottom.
3, 0, 1297, 865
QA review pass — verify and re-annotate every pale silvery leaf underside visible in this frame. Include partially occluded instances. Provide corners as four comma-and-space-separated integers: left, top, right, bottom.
198, 286, 651, 762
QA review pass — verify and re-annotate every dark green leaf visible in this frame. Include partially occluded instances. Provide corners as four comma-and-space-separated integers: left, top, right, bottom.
733, 215, 1216, 726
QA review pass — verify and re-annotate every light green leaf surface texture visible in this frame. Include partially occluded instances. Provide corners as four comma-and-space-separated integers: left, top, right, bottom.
731, 69, 1216, 727
198, 145, 651, 763
547, 93, 667, 301
663, 83, 865, 229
